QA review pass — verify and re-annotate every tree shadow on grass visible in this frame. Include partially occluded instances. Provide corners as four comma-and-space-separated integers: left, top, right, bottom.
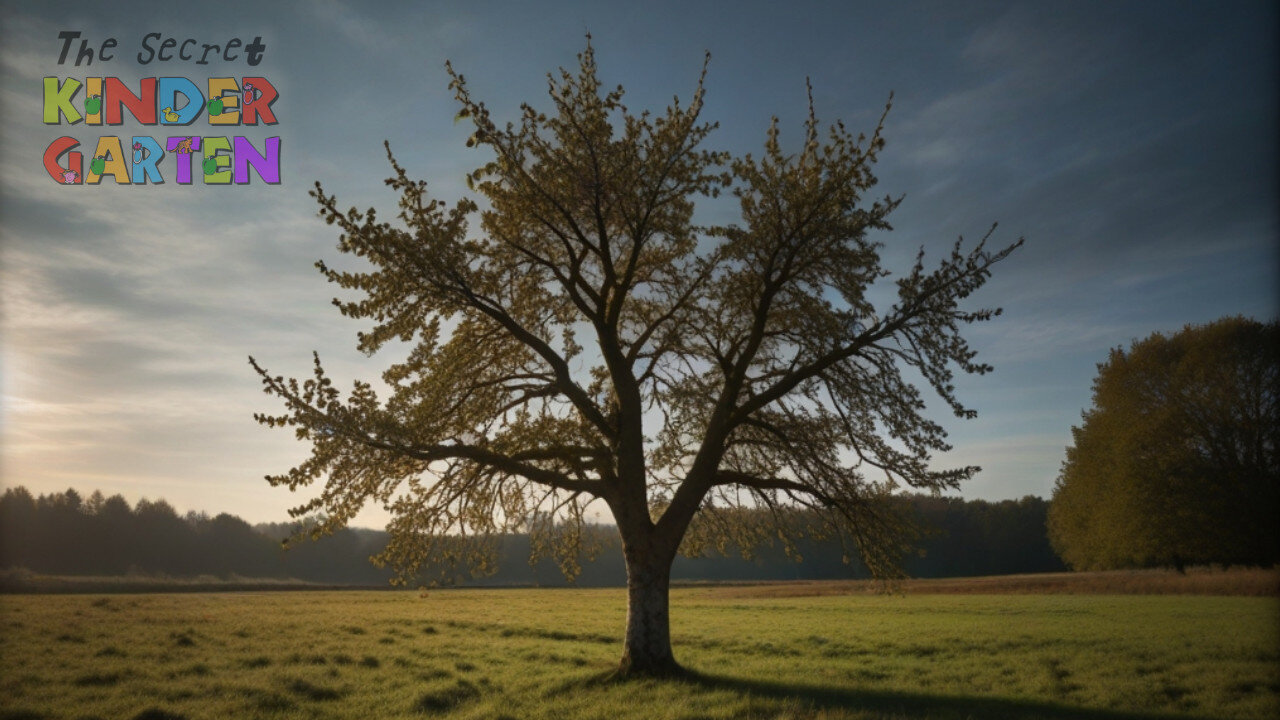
546, 666, 1227, 720
680, 670, 1217, 720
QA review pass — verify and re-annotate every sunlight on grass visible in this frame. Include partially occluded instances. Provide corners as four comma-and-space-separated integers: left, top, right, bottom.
0, 588, 1275, 719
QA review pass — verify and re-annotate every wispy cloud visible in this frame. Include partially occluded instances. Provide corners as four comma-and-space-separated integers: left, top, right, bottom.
306, 0, 387, 51
940, 432, 1073, 500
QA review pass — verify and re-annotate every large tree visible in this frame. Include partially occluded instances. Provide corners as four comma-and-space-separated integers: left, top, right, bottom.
1048, 317, 1279, 571
251, 42, 1019, 676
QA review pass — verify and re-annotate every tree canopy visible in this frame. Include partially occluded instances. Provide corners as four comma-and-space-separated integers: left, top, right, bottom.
1048, 316, 1279, 571
251, 41, 1020, 675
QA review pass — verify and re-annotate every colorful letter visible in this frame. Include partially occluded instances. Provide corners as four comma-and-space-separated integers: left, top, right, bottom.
84, 77, 103, 125
43, 136, 83, 183
240, 76, 278, 125
85, 136, 129, 185
166, 136, 201, 184
202, 136, 233, 184
104, 77, 157, 125
206, 77, 241, 125
43, 77, 83, 124
234, 136, 281, 184
130, 136, 165, 184
157, 77, 204, 125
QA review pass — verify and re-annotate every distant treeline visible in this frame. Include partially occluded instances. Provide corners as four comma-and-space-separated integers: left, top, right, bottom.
0, 486, 1063, 586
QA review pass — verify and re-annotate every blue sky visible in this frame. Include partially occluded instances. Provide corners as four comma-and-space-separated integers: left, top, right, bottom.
1, 0, 1276, 527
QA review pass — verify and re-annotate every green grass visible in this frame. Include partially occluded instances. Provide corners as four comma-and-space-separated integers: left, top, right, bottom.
0, 587, 1276, 719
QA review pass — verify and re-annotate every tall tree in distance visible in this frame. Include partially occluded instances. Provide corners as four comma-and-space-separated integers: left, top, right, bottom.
1048, 317, 1279, 571
251, 40, 1020, 676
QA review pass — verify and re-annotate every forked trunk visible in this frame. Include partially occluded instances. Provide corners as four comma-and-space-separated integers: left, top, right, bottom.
617, 548, 680, 677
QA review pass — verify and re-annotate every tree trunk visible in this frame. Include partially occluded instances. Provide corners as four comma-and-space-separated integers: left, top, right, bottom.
616, 546, 680, 677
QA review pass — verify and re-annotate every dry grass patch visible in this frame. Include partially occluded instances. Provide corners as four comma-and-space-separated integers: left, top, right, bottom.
695, 566, 1280, 599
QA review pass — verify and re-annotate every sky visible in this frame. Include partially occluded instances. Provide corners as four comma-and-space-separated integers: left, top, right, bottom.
1, 0, 1276, 528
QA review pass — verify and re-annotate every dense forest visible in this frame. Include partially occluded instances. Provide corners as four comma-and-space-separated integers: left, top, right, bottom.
0, 486, 1063, 586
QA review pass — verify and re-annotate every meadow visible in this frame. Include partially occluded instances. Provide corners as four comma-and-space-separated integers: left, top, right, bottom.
1, 578, 1277, 720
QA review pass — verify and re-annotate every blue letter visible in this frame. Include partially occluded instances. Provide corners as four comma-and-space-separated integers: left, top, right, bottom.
156, 77, 204, 125
130, 136, 165, 184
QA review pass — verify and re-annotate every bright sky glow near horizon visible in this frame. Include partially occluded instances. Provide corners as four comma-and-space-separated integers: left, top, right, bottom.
1, 0, 1276, 529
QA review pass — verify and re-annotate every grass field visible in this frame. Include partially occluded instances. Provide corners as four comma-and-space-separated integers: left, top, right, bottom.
1, 580, 1277, 720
